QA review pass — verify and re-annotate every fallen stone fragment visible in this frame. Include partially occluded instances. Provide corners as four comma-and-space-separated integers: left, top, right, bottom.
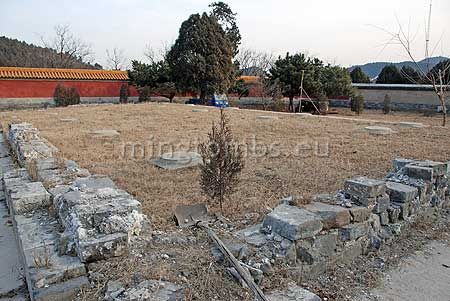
59, 118, 79, 122
267, 284, 322, 301
90, 130, 120, 138
386, 181, 418, 203
237, 224, 267, 247
304, 202, 351, 229
363, 126, 394, 135
192, 109, 208, 113
151, 152, 202, 170
398, 122, 426, 128
263, 204, 323, 240
256, 115, 278, 120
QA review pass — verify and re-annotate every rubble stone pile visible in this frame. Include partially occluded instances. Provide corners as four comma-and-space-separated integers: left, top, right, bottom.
236, 158, 449, 281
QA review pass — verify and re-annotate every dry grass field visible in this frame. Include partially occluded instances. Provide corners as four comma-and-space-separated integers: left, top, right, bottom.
1, 103, 449, 229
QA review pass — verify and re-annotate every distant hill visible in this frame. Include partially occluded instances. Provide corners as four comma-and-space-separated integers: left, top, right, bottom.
0, 36, 101, 69
350, 56, 448, 80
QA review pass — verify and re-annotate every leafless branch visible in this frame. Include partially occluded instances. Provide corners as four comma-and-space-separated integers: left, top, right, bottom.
106, 47, 127, 70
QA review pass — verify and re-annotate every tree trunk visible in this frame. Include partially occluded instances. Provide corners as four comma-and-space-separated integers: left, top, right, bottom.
288, 96, 294, 112
441, 94, 447, 127
200, 90, 207, 105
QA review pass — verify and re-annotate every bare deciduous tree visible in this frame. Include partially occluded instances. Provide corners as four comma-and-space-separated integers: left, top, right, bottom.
236, 48, 276, 77
106, 47, 127, 70
41, 24, 93, 68
144, 42, 172, 64
379, 17, 449, 126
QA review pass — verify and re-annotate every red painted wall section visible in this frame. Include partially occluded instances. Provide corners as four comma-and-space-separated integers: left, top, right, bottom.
0, 80, 139, 98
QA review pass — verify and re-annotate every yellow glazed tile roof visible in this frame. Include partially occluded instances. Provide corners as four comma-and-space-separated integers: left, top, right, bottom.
239, 75, 260, 83
0, 67, 129, 81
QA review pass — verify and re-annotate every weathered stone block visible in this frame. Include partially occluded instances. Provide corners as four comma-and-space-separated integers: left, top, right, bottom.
404, 165, 433, 181
372, 194, 390, 214
76, 233, 128, 263
387, 206, 401, 223
393, 158, 414, 171
339, 222, 368, 242
263, 204, 323, 240
348, 205, 371, 222
297, 231, 338, 264
266, 285, 321, 301
304, 202, 351, 229
392, 202, 409, 220
379, 211, 389, 226
344, 177, 386, 206
386, 181, 418, 203
339, 240, 363, 264
9, 182, 51, 214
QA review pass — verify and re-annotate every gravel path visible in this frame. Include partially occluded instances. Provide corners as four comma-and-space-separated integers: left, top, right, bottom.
362, 241, 450, 301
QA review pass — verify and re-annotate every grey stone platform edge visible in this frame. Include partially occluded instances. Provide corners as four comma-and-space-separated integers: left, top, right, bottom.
3, 123, 150, 301
233, 158, 449, 283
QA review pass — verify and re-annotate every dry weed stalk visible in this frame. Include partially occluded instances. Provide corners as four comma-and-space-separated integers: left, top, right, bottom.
33, 243, 52, 268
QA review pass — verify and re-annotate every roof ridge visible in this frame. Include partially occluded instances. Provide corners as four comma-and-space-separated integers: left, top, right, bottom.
0, 67, 129, 81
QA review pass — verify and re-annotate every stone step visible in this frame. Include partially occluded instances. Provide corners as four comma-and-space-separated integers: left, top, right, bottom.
12, 211, 87, 301
3, 169, 50, 215
0, 199, 25, 297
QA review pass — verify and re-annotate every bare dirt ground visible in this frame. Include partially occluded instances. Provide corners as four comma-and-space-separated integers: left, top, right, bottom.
1, 103, 449, 230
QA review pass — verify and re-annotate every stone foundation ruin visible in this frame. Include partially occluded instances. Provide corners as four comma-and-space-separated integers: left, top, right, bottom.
2, 123, 148, 300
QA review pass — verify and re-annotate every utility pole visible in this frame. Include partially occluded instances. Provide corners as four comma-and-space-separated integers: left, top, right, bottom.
298, 70, 305, 112
425, 0, 433, 60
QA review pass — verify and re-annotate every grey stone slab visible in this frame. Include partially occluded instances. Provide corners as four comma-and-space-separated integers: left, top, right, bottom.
266, 285, 321, 301
73, 176, 116, 192
263, 204, 323, 240
386, 181, 418, 203
0, 201, 24, 296
0, 157, 14, 176
118, 280, 185, 301
304, 202, 351, 229
32, 276, 89, 301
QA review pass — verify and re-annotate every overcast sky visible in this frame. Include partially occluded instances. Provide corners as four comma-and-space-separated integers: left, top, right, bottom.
1, 0, 449, 68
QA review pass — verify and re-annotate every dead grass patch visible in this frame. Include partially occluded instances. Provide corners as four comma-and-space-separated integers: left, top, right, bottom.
1, 103, 449, 230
